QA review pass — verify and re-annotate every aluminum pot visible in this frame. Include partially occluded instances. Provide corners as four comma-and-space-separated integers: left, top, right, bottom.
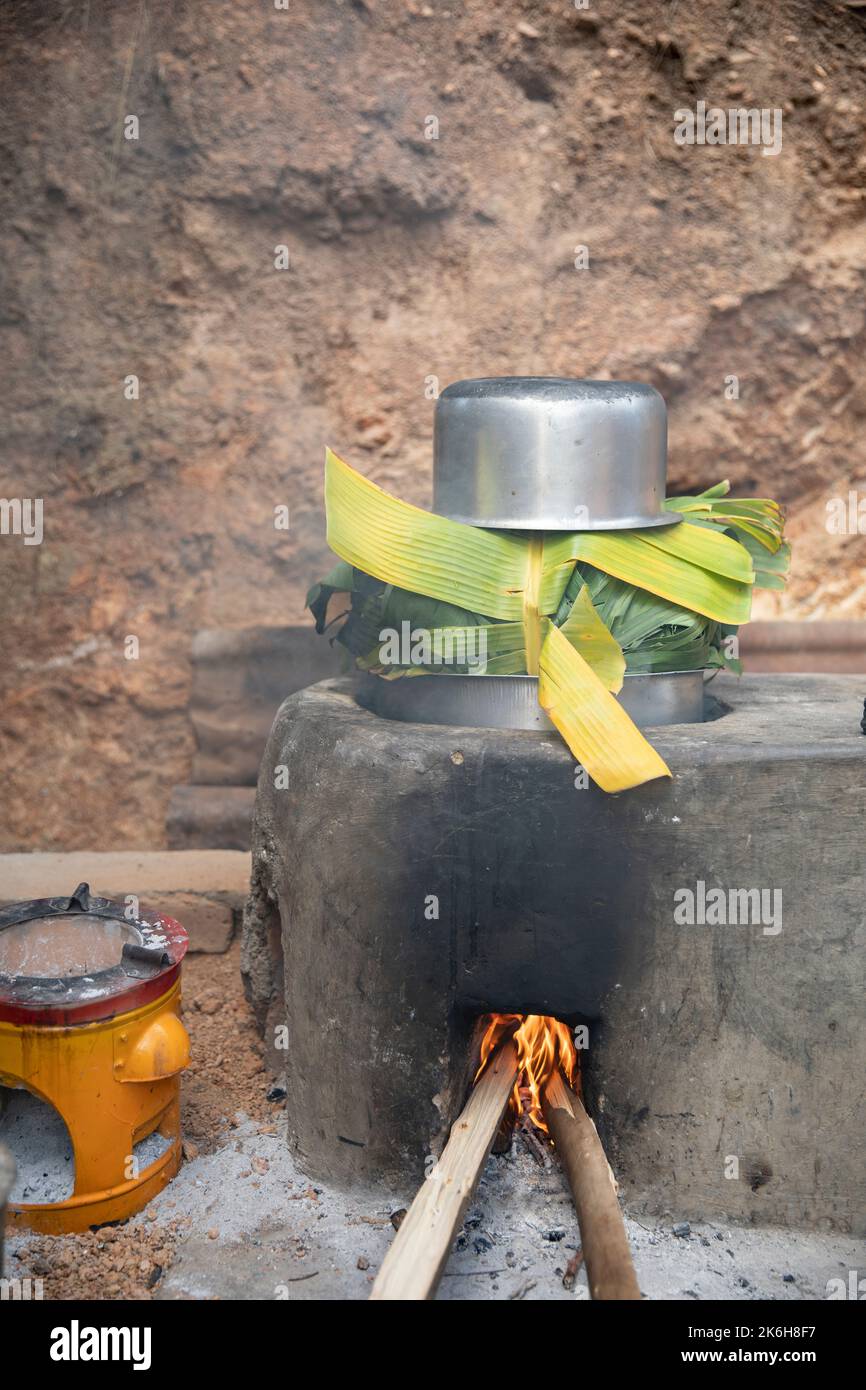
357, 670, 706, 733
433, 377, 680, 532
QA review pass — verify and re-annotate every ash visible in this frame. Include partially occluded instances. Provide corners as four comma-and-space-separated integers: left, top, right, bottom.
11, 1113, 862, 1301
0, 1086, 172, 1205
0, 1086, 75, 1204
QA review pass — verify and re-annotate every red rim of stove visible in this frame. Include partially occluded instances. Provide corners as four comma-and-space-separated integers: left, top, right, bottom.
0, 902, 188, 1027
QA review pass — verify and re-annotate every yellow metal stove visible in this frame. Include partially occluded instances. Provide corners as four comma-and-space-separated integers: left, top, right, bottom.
0, 882, 190, 1234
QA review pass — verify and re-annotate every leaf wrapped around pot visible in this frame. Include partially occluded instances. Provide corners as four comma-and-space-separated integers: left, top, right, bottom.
308, 452, 789, 792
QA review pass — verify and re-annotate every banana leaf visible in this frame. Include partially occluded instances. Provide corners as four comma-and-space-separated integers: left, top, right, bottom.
573, 567, 723, 674
326, 448, 528, 620
557, 583, 625, 692
307, 560, 355, 632
663, 484, 790, 589
664, 481, 784, 552
538, 622, 671, 792
568, 530, 753, 624
309, 450, 789, 792
327, 448, 756, 628
730, 535, 791, 591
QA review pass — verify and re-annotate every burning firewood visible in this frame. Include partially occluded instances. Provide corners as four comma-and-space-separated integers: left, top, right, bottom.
371, 1014, 640, 1300
476, 1012, 578, 1131
369, 1038, 519, 1301
483, 1012, 640, 1298
542, 1069, 641, 1300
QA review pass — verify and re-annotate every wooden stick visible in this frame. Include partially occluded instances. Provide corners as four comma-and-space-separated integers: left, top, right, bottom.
542, 1070, 641, 1300
370, 1039, 519, 1300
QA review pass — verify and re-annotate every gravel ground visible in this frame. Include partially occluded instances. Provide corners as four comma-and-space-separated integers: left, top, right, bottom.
5, 946, 862, 1301
7, 1111, 862, 1301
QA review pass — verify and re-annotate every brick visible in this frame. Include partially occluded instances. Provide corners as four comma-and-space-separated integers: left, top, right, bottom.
0, 851, 250, 953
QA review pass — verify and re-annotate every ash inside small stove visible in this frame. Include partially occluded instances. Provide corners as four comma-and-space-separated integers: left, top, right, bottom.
0, 1086, 74, 1203
0, 1084, 172, 1204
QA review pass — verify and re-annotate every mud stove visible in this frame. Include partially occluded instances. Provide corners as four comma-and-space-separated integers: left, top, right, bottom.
242, 380, 865, 1237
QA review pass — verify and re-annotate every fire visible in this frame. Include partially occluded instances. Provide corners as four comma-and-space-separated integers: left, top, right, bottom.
475, 1012, 579, 1134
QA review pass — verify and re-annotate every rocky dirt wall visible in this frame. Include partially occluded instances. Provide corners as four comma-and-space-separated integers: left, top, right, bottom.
1, 0, 865, 849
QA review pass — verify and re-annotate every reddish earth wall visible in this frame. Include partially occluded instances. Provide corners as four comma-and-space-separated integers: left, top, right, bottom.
1, 0, 865, 849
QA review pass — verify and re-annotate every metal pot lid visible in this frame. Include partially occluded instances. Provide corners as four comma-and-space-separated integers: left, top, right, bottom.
0, 882, 188, 1025
433, 377, 681, 532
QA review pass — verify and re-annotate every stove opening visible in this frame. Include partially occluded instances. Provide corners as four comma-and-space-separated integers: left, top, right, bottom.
0, 1084, 75, 1204
475, 1012, 580, 1136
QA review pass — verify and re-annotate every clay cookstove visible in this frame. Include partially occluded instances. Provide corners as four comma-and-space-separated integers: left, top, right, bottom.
242, 380, 866, 1237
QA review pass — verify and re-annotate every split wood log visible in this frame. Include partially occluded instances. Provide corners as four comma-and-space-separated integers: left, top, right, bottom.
542, 1069, 641, 1300
369, 1039, 519, 1300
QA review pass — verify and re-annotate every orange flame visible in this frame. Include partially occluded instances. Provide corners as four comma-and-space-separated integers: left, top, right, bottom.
475, 1013, 579, 1133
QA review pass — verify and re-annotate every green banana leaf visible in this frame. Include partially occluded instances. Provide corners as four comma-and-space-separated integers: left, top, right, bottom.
307, 453, 790, 791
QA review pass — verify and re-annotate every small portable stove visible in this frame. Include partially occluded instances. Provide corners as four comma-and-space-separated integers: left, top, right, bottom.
0, 882, 189, 1234
361, 376, 706, 731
